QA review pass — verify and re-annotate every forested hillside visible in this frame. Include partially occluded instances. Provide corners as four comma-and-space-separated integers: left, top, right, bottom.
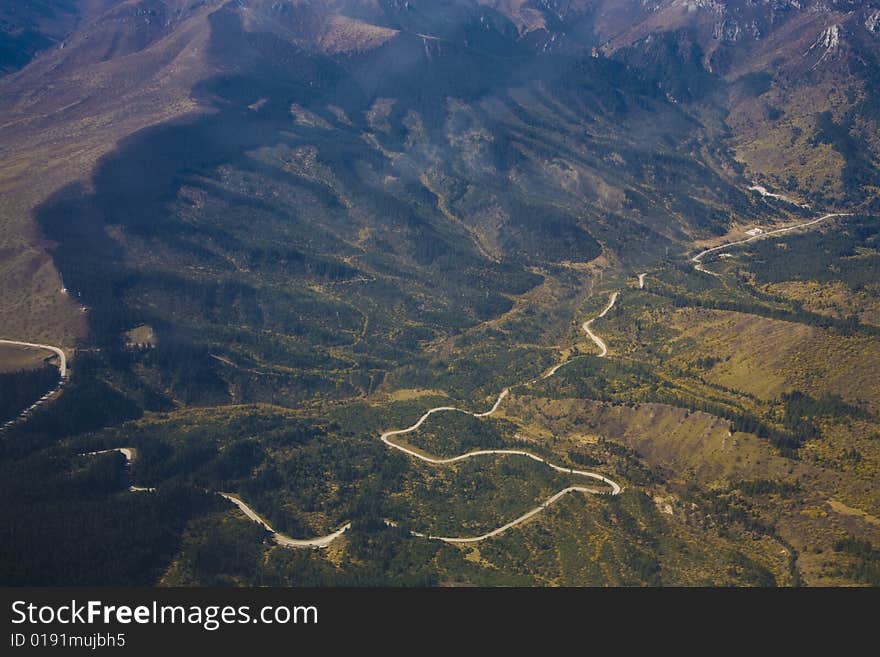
0, 0, 877, 587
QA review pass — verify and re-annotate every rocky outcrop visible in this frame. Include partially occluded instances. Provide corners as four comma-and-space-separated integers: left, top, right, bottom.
867, 10, 880, 35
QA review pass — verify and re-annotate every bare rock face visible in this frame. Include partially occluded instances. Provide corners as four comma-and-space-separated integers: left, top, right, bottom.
867, 10, 880, 35
714, 17, 743, 41
712, 17, 762, 42
809, 23, 842, 56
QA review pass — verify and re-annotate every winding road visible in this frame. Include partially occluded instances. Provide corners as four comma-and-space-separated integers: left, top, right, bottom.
0, 339, 68, 432
375, 290, 622, 544
219, 493, 351, 548
540, 290, 619, 379
582, 291, 618, 358
29, 196, 856, 549
82, 448, 342, 542
0, 339, 67, 378
82, 448, 155, 492
408, 486, 612, 544
218, 199, 851, 547
692, 212, 850, 275
79, 289, 625, 548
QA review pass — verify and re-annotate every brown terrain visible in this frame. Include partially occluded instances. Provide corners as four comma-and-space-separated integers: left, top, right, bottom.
0, 0, 878, 587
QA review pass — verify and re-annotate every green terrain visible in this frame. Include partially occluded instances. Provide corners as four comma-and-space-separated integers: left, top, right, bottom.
1, 0, 879, 587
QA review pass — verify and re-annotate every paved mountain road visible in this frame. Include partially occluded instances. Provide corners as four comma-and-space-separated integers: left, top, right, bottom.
0, 339, 68, 432
581, 291, 618, 358
26, 200, 856, 547
0, 339, 67, 378
377, 291, 622, 543
83, 291, 624, 547
82, 448, 155, 492
692, 213, 850, 274
219, 493, 351, 548
409, 486, 610, 544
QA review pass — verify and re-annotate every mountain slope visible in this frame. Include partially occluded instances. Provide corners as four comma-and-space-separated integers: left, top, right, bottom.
0, 0, 878, 587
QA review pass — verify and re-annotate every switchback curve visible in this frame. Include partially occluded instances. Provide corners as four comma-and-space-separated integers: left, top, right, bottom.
0, 339, 68, 432
377, 291, 622, 543
692, 212, 850, 275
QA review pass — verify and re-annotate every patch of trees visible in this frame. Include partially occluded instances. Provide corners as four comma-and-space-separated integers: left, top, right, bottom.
407, 413, 512, 457
652, 389, 803, 456
684, 486, 788, 586
73, 411, 374, 546
6, 365, 143, 456
693, 488, 775, 542
395, 344, 555, 403
256, 521, 443, 586
543, 355, 655, 402
547, 358, 805, 456
724, 550, 776, 587
246, 246, 360, 281
735, 72, 773, 98
616, 29, 720, 103
745, 214, 880, 293
174, 515, 269, 586
813, 111, 880, 196
779, 390, 869, 441
501, 202, 602, 264
694, 356, 721, 369
650, 284, 879, 338
731, 479, 799, 497
0, 365, 58, 423
146, 335, 229, 404
833, 536, 880, 586
596, 440, 664, 486
567, 450, 603, 467
121, 415, 322, 492
233, 436, 408, 539
0, 445, 219, 585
